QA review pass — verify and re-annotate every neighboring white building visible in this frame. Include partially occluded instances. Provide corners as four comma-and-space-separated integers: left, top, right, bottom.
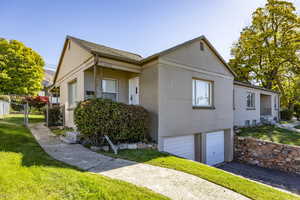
233, 81, 280, 127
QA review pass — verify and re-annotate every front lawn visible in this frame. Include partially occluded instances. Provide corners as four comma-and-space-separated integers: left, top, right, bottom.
0, 114, 168, 200
237, 125, 300, 146
100, 149, 300, 200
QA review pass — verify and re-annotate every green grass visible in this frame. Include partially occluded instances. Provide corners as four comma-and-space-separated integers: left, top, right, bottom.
100, 149, 300, 200
280, 120, 295, 124
237, 125, 300, 146
0, 114, 168, 200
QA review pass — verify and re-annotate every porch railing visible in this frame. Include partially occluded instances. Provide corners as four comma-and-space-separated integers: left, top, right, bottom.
261, 108, 272, 116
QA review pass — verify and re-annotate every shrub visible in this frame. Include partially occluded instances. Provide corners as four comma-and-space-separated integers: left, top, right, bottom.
46, 106, 62, 126
26, 96, 49, 109
74, 98, 150, 145
10, 96, 25, 112
280, 109, 293, 121
0, 95, 10, 102
294, 103, 300, 120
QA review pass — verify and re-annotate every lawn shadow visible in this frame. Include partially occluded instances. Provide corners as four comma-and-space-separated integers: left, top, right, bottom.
0, 121, 77, 170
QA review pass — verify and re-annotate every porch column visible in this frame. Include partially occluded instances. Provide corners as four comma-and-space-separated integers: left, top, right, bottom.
93, 64, 97, 98
98, 66, 103, 98
93, 55, 99, 98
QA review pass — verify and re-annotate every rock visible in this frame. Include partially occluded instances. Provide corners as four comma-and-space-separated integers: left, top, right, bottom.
90, 146, 101, 151
118, 143, 128, 150
128, 144, 137, 149
64, 131, 80, 143
102, 146, 109, 152
60, 135, 77, 144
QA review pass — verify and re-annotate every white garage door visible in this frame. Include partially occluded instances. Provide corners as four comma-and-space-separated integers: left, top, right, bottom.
206, 131, 224, 165
163, 135, 195, 160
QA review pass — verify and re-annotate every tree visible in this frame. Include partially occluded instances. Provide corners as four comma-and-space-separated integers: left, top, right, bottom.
0, 39, 45, 95
229, 0, 300, 107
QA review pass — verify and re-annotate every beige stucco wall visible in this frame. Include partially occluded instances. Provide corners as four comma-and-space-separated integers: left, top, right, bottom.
56, 40, 93, 82
55, 40, 94, 128
162, 39, 233, 77
233, 84, 279, 126
156, 39, 235, 161
140, 61, 159, 142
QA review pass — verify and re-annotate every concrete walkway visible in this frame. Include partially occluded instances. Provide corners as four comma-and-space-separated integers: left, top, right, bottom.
276, 121, 300, 133
29, 123, 249, 200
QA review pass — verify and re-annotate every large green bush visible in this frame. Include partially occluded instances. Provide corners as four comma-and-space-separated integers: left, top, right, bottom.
74, 98, 150, 144
280, 109, 293, 121
294, 103, 300, 120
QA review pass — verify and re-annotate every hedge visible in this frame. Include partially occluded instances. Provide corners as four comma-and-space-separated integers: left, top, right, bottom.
74, 98, 150, 145
294, 103, 300, 120
280, 109, 293, 121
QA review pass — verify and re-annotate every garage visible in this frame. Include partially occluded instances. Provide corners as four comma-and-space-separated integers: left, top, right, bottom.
163, 135, 195, 160
206, 131, 225, 165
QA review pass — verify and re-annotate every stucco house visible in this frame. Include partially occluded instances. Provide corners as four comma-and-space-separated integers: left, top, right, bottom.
233, 81, 280, 127
51, 35, 279, 166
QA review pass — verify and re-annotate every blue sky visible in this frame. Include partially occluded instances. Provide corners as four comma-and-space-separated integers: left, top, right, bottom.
1, 0, 299, 70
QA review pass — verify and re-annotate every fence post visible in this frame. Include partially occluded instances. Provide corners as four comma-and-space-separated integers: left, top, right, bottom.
46, 104, 49, 127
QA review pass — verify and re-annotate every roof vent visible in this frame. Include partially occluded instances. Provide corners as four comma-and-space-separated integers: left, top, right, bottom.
200, 42, 204, 51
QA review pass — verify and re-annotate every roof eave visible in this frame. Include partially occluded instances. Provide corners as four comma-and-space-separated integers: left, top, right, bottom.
234, 81, 280, 94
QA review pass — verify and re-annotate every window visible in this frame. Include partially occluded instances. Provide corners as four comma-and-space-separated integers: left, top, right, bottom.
245, 120, 250, 127
274, 96, 278, 109
192, 79, 212, 107
252, 120, 257, 126
68, 80, 77, 108
246, 92, 255, 109
102, 79, 118, 101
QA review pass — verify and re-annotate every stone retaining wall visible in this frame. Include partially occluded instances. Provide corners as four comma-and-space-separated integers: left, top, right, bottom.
234, 136, 300, 174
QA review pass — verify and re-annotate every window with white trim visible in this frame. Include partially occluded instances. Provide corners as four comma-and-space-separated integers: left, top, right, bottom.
274, 96, 278, 109
102, 79, 118, 101
246, 92, 255, 109
192, 79, 212, 107
68, 80, 77, 108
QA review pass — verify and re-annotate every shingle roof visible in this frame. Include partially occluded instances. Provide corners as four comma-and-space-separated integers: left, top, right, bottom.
234, 80, 280, 94
67, 36, 143, 62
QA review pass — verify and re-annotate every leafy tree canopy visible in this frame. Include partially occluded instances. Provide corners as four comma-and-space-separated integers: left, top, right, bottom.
0, 38, 44, 95
229, 0, 300, 107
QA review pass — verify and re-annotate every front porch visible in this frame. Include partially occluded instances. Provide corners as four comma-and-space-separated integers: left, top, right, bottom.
260, 94, 272, 122
83, 61, 141, 105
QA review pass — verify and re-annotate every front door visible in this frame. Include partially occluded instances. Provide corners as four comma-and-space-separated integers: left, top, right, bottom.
129, 77, 139, 105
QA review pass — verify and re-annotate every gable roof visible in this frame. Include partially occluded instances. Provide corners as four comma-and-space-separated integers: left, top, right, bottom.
68, 36, 143, 63
53, 35, 236, 85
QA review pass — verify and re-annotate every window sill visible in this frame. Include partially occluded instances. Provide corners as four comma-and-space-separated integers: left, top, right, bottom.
193, 106, 215, 110
246, 108, 256, 110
